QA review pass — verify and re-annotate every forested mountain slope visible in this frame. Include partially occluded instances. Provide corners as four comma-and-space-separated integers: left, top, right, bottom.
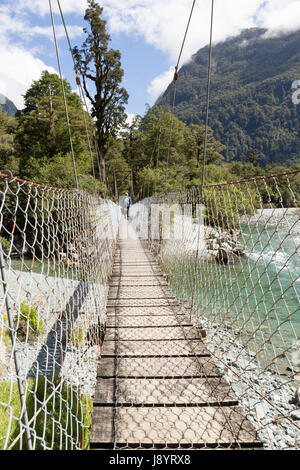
157, 28, 300, 166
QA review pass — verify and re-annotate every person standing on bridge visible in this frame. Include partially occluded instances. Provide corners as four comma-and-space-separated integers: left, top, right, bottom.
124, 193, 131, 219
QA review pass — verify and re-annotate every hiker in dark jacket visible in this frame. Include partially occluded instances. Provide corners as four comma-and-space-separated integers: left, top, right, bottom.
124, 193, 131, 219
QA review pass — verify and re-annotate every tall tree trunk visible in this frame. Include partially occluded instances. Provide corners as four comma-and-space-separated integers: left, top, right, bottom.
98, 148, 106, 185
96, 134, 106, 185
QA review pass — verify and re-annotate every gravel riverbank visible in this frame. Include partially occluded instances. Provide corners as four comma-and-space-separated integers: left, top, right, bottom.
189, 310, 300, 450
242, 207, 300, 231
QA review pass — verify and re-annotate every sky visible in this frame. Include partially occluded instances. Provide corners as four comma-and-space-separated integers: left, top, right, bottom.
1, 0, 300, 120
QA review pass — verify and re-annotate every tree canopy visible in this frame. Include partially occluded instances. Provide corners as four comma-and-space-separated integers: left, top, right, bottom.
0, 8, 299, 209
73, 0, 129, 184
15, 71, 99, 192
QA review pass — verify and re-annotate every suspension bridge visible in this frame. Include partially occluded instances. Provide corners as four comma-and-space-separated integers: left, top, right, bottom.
0, 0, 300, 452
90, 218, 262, 449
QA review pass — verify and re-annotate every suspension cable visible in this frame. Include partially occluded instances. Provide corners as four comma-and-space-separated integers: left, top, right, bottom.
164, 0, 197, 193
49, 0, 79, 190
200, 0, 215, 202
176, 0, 196, 70
56, 0, 97, 195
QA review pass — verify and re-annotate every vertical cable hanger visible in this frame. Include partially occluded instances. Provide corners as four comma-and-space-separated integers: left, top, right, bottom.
200, 0, 215, 202
164, 0, 197, 193
191, 0, 215, 318
49, 0, 79, 190
154, 126, 162, 195
144, 126, 162, 198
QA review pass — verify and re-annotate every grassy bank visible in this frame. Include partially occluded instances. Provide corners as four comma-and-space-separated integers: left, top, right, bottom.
0, 376, 93, 450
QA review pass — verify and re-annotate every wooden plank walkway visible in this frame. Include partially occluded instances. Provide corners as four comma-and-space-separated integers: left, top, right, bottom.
90, 219, 262, 450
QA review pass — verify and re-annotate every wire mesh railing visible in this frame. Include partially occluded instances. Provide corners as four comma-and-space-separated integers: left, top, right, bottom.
129, 171, 300, 450
0, 174, 121, 449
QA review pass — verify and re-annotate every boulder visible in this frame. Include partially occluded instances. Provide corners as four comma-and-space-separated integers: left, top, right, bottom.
290, 410, 300, 421
216, 248, 242, 265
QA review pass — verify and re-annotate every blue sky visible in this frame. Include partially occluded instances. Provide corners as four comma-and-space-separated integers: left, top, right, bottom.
1, 0, 300, 118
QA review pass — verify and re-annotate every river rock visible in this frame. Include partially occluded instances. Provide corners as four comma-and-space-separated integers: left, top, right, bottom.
207, 240, 219, 250
290, 410, 300, 421
216, 248, 242, 265
204, 226, 246, 264
289, 389, 300, 406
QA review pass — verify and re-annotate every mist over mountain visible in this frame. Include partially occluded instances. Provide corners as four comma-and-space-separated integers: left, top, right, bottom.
156, 28, 300, 166
0, 94, 18, 117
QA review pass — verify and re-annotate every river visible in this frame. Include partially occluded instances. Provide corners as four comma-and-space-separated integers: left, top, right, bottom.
165, 209, 300, 374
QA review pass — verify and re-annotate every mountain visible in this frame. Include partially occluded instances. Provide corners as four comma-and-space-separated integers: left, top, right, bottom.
0, 94, 18, 117
156, 28, 300, 166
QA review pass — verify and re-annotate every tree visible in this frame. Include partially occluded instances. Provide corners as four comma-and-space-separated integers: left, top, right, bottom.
0, 109, 18, 174
73, 0, 129, 186
129, 106, 189, 195
186, 124, 225, 167
105, 137, 131, 198
22, 70, 81, 115
16, 71, 97, 190
247, 147, 261, 167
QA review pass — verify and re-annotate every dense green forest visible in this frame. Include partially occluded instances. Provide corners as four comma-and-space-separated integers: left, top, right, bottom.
158, 28, 300, 167
1, 90, 300, 206
0, 5, 300, 208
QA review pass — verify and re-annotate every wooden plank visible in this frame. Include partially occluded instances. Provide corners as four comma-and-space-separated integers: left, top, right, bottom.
110, 274, 165, 278
111, 267, 160, 272
108, 286, 174, 299
109, 281, 169, 287
94, 377, 238, 406
111, 273, 165, 285
106, 305, 184, 316
112, 259, 156, 263
101, 339, 209, 357
104, 326, 199, 341
106, 315, 190, 328
111, 271, 162, 278
91, 219, 262, 451
90, 406, 262, 448
107, 298, 180, 307
97, 356, 220, 378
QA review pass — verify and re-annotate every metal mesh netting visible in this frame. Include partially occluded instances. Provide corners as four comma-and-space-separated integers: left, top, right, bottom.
1, 170, 300, 450
122, 171, 300, 450
0, 174, 120, 449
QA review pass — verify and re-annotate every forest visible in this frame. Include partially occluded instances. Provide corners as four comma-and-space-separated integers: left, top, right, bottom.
1, 82, 300, 208
0, 2, 300, 208
158, 27, 300, 167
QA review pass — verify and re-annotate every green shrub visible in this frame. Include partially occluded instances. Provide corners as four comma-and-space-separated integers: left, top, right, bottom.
14, 301, 43, 342
203, 184, 256, 229
0, 376, 93, 449
0, 236, 10, 255
70, 325, 85, 349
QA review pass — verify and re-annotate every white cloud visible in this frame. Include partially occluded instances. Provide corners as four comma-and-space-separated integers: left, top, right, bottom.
100, 0, 262, 63
2, 0, 300, 107
15, 0, 300, 62
97, 0, 300, 102
148, 67, 175, 104
0, 9, 82, 42
125, 112, 137, 127
30, 24, 83, 40
15, 0, 88, 16
0, 42, 56, 109
0, 3, 83, 109
10, 1, 300, 61
259, 0, 300, 34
